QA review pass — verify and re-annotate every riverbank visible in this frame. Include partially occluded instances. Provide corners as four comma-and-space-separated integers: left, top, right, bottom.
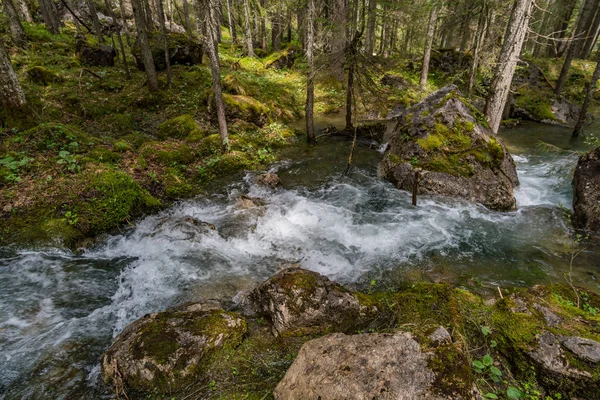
99, 266, 600, 399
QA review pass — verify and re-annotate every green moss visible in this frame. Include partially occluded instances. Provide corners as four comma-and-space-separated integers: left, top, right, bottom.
163, 170, 195, 199
428, 344, 473, 398
140, 142, 196, 165
101, 113, 135, 135
417, 132, 444, 151
26, 66, 62, 85
223, 74, 247, 95
76, 169, 161, 235
515, 90, 556, 121
196, 134, 222, 157
17, 123, 96, 152
213, 151, 253, 175
87, 147, 121, 163
157, 114, 202, 139
120, 133, 151, 149
113, 140, 132, 153
222, 94, 270, 126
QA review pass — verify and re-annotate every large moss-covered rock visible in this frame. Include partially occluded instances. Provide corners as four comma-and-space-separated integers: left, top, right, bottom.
573, 146, 600, 233
209, 93, 270, 127
274, 332, 463, 399
379, 85, 519, 211
265, 46, 300, 69
102, 305, 247, 393
251, 267, 376, 336
132, 32, 202, 71
75, 34, 117, 67
157, 114, 204, 140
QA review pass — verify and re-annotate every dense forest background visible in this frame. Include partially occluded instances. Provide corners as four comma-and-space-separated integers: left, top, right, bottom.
0, 0, 599, 246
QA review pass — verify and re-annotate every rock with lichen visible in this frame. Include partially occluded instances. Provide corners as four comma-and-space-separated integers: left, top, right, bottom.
101, 305, 246, 393
132, 32, 202, 71
274, 332, 464, 400
379, 85, 519, 211
573, 146, 600, 233
251, 267, 376, 336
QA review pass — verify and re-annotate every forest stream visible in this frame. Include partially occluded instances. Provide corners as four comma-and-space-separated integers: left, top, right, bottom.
1, 120, 599, 399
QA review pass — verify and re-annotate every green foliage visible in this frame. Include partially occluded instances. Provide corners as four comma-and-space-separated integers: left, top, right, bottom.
0, 155, 29, 184
26, 66, 62, 85
515, 90, 556, 121
56, 150, 79, 172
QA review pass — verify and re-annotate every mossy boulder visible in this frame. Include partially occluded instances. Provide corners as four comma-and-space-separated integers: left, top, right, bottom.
210, 93, 270, 127
379, 85, 519, 211
223, 74, 247, 95
573, 146, 600, 233
75, 34, 117, 67
251, 267, 377, 336
16, 123, 96, 152
140, 142, 196, 165
132, 32, 202, 71
157, 114, 204, 140
102, 305, 247, 393
265, 46, 300, 69
26, 66, 62, 85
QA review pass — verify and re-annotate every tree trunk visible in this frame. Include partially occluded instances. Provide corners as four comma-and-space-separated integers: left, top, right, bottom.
484, 0, 534, 134
0, 44, 27, 109
532, 0, 552, 57
305, 0, 316, 144
119, 0, 132, 47
131, 0, 159, 91
39, 0, 61, 34
2, 0, 27, 48
226, 0, 237, 42
243, 0, 254, 56
17, 0, 32, 22
581, 8, 600, 59
260, 0, 267, 52
573, 57, 600, 136
156, 0, 171, 87
553, 0, 578, 57
204, 0, 229, 152
104, 0, 131, 79
272, 4, 282, 51
555, 0, 600, 95
143, 0, 155, 30
420, 6, 437, 90
182, 0, 192, 32
331, 0, 347, 79
468, 5, 489, 95
86, 0, 105, 43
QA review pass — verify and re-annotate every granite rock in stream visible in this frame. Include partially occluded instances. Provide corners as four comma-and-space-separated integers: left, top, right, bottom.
101, 304, 246, 392
379, 85, 519, 211
573, 146, 600, 232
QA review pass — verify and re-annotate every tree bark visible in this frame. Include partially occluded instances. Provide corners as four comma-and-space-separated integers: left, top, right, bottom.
16, 0, 32, 22
226, 0, 237, 42
2, 0, 27, 48
156, 0, 171, 87
468, 5, 489, 95
305, 0, 316, 144
573, 57, 600, 137
104, 0, 131, 79
555, 0, 600, 95
420, 5, 437, 90
243, 0, 254, 56
581, 7, 600, 59
86, 0, 105, 43
182, 0, 192, 33
0, 44, 27, 109
272, 3, 282, 51
364, 0, 376, 55
39, 0, 61, 34
131, 0, 159, 91
484, 0, 534, 134
331, 0, 347, 79
204, 0, 229, 152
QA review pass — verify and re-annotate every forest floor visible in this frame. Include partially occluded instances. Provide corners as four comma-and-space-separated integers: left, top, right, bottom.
0, 23, 597, 248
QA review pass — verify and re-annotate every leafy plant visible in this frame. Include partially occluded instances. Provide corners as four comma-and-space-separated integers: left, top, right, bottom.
0, 155, 30, 182
63, 210, 79, 226
56, 150, 78, 171
473, 354, 503, 383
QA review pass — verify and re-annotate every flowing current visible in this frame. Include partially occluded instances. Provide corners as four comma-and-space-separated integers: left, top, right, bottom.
1, 121, 599, 399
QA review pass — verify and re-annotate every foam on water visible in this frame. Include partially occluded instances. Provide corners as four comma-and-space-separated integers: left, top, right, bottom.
0, 138, 590, 398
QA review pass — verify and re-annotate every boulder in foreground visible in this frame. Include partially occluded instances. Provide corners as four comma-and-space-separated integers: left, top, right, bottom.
101, 305, 246, 392
379, 85, 519, 211
274, 332, 463, 400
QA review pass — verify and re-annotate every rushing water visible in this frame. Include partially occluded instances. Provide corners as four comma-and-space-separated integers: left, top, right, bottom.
1, 121, 599, 399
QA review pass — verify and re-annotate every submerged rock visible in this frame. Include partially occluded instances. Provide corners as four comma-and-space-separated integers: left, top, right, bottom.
379, 85, 519, 211
573, 146, 600, 232
274, 332, 459, 399
251, 267, 375, 336
101, 306, 246, 392
255, 172, 281, 188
